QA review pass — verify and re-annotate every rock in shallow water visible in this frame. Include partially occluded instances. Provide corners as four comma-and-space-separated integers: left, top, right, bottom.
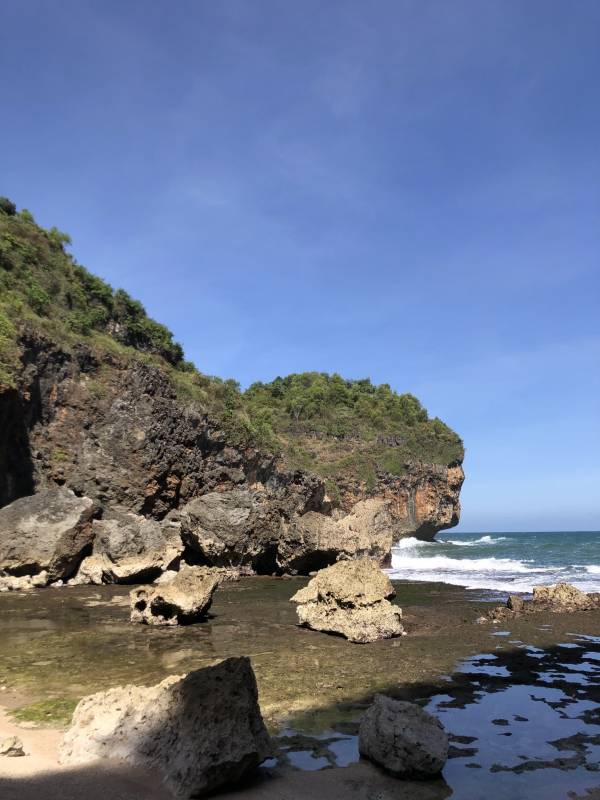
290, 558, 404, 643
0, 487, 96, 584
59, 656, 272, 798
130, 564, 220, 625
359, 695, 448, 777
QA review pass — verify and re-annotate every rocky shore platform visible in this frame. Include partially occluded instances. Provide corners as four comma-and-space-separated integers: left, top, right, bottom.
1, 578, 599, 799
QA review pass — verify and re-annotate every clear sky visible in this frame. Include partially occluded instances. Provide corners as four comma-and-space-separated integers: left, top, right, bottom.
2, 1, 599, 531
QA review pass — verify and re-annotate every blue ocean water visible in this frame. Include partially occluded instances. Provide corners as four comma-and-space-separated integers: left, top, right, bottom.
389, 531, 600, 594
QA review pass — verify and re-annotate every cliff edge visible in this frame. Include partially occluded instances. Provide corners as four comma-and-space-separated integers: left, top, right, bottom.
0, 198, 463, 578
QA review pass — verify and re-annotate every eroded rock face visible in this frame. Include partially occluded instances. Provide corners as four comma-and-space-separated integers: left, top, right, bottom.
1, 334, 464, 576
130, 565, 220, 626
279, 498, 396, 572
76, 509, 183, 584
0, 487, 96, 583
359, 694, 448, 776
290, 558, 404, 643
59, 657, 272, 798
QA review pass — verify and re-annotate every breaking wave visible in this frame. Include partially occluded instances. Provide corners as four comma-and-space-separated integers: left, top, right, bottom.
388, 531, 600, 594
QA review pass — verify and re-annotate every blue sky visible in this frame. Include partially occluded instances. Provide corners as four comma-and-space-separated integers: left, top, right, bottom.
2, 1, 599, 531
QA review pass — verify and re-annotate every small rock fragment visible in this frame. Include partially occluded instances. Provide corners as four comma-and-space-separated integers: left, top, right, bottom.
0, 736, 25, 757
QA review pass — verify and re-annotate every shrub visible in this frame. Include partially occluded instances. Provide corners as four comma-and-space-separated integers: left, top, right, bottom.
0, 197, 16, 216
25, 280, 51, 315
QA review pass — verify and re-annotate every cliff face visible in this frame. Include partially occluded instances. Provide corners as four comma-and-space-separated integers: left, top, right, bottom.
0, 332, 463, 576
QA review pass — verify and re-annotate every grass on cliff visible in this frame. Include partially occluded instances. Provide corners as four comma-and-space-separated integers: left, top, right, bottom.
0, 196, 463, 482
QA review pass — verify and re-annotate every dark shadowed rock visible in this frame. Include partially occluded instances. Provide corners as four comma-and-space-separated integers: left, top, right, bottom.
76, 509, 183, 584
507, 594, 525, 612
59, 656, 272, 798
290, 558, 404, 643
0, 487, 96, 583
359, 694, 448, 776
130, 565, 220, 626
177, 489, 281, 571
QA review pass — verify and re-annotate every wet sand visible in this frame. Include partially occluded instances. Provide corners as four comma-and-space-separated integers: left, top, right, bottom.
1, 578, 599, 799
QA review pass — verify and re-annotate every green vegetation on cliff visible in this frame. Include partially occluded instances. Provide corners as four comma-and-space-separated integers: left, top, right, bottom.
0, 198, 185, 372
243, 373, 463, 481
0, 197, 463, 480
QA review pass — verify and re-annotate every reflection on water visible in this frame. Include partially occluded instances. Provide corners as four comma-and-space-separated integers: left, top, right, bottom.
274, 634, 600, 800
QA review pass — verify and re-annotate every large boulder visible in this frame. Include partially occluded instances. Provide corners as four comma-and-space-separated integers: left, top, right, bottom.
130, 565, 220, 626
532, 582, 595, 611
278, 498, 395, 573
0, 487, 96, 583
76, 509, 183, 584
359, 695, 448, 777
176, 489, 282, 572
59, 657, 272, 797
290, 558, 404, 643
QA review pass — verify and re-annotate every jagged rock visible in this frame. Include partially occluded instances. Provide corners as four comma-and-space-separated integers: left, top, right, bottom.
532, 582, 595, 611
76, 509, 183, 584
278, 499, 396, 572
507, 594, 525, 612
130, 564, 220, 626
0, 487, 96, 584
359, 695, 448, 776
0, 571, 49, 591
59, 656, 272, 797
154, 565, 241, 585
480, 582, 599, 623
177, 489, 281, 571
290, 558, 404, 643
0, 736, 25, 757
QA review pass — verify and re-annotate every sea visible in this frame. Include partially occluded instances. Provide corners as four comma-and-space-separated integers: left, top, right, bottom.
389, 530, 600, 594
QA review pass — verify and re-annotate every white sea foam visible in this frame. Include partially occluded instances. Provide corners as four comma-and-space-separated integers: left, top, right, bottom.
442, 535, 507, 547
390, 552, 552, 574
388, 533, 600, 593
394, 537, 434, 550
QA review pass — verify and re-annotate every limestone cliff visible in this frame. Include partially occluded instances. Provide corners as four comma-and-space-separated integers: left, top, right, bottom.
0, 198, 464, 579
0, 332, 462, 576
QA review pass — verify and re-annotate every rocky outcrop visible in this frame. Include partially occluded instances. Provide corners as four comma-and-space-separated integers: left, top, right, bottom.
278, 498, 396, 572
359, 695, 448, 776
177, 492, 397, 573
130, 565, 220, 625
479, 583, 600, 624
0, 333, 463, 578
59, 657, 272, 798
0, 487, 96, 584
76, 509, 183, 584
290, 558, 404, 643
335, 461, 464, 541
532, 582, 596, 611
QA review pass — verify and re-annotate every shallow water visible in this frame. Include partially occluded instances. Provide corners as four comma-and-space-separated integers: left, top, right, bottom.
1, 578, 600, 798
